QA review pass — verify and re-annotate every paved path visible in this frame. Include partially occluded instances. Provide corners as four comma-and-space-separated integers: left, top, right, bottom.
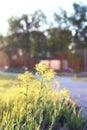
55, 76, 87, 108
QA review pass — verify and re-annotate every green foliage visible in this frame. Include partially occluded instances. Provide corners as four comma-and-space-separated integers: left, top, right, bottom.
1, 3, 87, 59
47, 28, 71, 54
0, 63, 86, 130
69, 3, 87, 48
5, 10, 47, 58
7, 10, 47, 35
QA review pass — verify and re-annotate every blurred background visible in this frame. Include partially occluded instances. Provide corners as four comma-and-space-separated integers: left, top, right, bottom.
0, 0, 87, 73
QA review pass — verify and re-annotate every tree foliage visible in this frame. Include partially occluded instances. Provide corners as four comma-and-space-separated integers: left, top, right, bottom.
46, 27, 71, 55
8, 9, 47, 34
54, 9, 69, 29
6, 10, 47, 58
1, 2, 87, 61
69, 3, 87, 48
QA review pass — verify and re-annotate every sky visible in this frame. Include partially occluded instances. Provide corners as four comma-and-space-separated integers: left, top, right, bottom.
0, 0, 87, 36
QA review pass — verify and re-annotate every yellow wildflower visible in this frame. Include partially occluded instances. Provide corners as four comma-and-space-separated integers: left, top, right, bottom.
35, 63, 48, 74
18, 71, 34, 83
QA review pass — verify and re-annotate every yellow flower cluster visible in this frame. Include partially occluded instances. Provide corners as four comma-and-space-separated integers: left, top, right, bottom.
35, 63, 56, 80
18, 71, 34, 83
60, 88, 70, 99
35, 63, 48, 74
44, 68, 56, 80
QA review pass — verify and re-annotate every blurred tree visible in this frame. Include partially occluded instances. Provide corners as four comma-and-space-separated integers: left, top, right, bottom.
46, 9, 71, 56
8, 9, 47, 34
8, 16, 22, 34
54, 9, 70, 29
6, 10, 47, 58
29, 31, 47, 58
69, 3, 87, 48
0, 35, 6, 50
31, 9, 47, 29
47, 27, 71, 55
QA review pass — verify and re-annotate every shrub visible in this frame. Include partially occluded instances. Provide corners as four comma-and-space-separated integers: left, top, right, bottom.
0, 63, 86, 130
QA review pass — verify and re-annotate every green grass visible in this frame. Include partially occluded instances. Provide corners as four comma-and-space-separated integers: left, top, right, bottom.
73, 75, 87, 82
0, 74, 16, 88
0, 74, 16, 80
